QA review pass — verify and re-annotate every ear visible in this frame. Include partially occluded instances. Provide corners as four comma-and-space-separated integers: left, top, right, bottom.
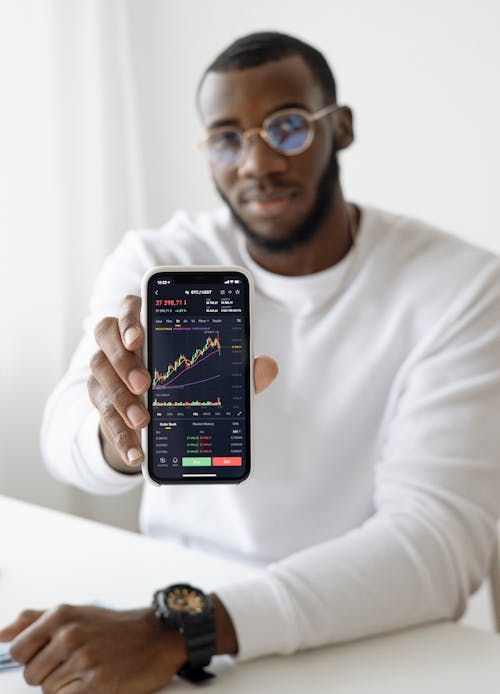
333, 105, 354, 150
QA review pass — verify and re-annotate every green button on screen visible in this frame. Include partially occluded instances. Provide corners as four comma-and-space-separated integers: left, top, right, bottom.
182, 457, 212, 467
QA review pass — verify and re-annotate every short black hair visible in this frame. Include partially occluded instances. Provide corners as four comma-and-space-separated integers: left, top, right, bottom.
198, 31, 337, 105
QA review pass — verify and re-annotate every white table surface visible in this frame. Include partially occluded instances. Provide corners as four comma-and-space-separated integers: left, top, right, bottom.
1, 494, 500, 693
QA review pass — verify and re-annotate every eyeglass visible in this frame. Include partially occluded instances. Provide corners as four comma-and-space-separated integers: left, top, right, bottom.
199, 104, 339, 169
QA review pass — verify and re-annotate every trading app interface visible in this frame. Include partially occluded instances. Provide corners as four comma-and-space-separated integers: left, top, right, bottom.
147, 271, 251, 482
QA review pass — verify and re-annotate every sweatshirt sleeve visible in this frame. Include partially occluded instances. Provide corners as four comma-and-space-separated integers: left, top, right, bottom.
216, 260, 500, 661
40, 231, 159, 495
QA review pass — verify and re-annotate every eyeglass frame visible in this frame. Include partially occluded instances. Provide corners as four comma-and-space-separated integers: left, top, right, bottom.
198, 103, 340, 168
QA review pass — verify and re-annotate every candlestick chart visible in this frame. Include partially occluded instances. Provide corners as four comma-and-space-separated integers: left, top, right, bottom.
152, 330, 224, 408
153, 333, 221, 388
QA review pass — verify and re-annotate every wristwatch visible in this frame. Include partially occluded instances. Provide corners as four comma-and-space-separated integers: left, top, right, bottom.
152, 583, 216, 683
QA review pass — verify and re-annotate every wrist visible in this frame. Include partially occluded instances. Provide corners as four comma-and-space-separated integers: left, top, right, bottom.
143, 607, 188, 673
211, 593, 239, 656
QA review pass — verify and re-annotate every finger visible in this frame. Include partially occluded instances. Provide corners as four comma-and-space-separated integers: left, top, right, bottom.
88, 375, 144, 466
42, 649, 92, 694
10, 605, 79, 667
118, 294, 143, 351
0, 610, 44, 642
253, 355, 278, 394
94, 317, 150, 395
89, 353, 149, 431
22, 640, 64, 687
100, 419, 143, 468
22, 622, 88, 688
9, 613, 53, 665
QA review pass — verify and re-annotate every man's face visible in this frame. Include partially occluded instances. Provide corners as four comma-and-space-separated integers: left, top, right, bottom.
198, 55, 338, 253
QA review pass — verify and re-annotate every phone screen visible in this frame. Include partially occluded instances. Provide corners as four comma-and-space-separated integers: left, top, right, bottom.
145, 268, 252, 483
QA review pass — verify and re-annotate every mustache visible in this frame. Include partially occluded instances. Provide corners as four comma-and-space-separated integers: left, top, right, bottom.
239, 184, 299, 203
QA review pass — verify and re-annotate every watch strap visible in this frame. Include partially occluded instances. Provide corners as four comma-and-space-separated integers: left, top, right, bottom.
153, 584, 216, 683
178, 665, 215, 683
182, 608, 216, 668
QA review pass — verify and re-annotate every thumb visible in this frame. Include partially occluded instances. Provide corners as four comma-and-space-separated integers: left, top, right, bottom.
254, 355, 278, 394
0, 609, 44, 642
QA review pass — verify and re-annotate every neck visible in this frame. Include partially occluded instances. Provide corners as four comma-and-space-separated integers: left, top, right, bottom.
245, 184, 356, 277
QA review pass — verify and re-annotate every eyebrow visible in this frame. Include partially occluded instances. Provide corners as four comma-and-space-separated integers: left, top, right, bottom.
206, 101, 309, 130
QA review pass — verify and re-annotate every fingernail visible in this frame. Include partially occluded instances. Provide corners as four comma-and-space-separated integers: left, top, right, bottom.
127, 404, 147, 428
127, 448, 143, 465
129, 369, 149, 392
124, 325, 140, 348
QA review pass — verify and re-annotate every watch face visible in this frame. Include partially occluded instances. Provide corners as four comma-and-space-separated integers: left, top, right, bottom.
166, 585, 205, 616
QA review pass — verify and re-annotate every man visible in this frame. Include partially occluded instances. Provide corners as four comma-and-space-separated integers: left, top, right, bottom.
3, 30, 500, 693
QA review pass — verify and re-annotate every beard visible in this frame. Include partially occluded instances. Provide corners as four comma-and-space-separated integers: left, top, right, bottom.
215, 146, 340, 254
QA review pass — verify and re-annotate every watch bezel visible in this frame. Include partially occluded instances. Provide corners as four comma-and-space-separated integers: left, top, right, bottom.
154, 583, 213, 625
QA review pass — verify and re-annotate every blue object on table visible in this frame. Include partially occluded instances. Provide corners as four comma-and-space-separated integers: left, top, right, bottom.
0, 644, 21, 671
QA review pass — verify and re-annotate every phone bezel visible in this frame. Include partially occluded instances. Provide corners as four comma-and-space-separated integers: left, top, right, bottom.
141, 265, 254, 485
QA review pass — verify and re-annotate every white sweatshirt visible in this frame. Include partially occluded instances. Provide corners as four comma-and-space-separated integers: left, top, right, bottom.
41, 205, 500, 661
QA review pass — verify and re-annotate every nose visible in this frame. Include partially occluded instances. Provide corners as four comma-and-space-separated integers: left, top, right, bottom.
236, 133, 288, 178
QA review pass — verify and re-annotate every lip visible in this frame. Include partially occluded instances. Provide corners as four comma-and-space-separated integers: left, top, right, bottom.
241, 188, 298, 219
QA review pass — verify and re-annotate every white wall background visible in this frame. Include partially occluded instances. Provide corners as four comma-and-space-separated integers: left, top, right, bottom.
0, 0, 499, 626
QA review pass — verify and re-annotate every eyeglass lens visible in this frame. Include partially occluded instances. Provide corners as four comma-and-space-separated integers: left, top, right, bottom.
266, 112, 310, 151
208, 111, 311, 167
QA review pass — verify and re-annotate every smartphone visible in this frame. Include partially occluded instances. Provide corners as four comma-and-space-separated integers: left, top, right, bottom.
141, 266, 253, 484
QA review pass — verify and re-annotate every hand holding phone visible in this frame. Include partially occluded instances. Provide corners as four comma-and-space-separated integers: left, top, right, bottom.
88, 272, 277, 476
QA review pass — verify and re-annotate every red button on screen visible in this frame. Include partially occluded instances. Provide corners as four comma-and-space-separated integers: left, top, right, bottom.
212, 457, 242, 467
